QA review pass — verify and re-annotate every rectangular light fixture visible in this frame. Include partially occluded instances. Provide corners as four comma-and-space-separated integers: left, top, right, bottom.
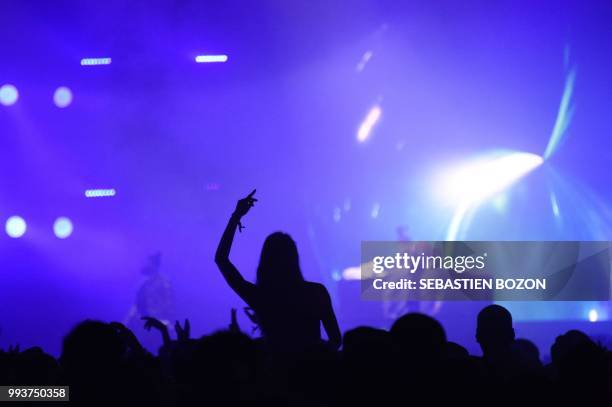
195, 54, 228, 63
85, 188, 116, 198
80, 57, 112, 66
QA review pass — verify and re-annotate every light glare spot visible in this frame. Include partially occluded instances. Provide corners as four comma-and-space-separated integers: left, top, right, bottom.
550, 191, 561, 218
85, 188, 116, 198
0, 84, 19, 106
356, 50, 373, 72
371, 202, 381, 219
53, 217, 73, 239
357, 105, 382, 143
80, 57, 112, 66
333, 207, 341, 223
440, 152, 543, 206
5, 216, 26, 238
54, 87, 73, 108
195, 55, 228, 63
443, 151, 544, 240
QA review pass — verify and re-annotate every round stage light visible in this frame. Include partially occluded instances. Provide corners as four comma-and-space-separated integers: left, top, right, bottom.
53, 86, 73, 108
53, 217, 73, 239
5, 216, 27, 238
0, 84, 19, 106
588, 308, 598, 322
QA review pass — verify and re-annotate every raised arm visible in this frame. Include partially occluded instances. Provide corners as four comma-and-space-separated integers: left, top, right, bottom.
214, 190, 257, 303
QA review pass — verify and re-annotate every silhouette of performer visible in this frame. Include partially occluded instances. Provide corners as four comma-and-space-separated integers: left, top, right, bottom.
125, 252, 174, 328
215, 190, 341, 351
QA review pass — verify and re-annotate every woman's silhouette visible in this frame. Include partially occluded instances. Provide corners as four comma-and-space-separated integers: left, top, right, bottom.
215, 190, 341, 351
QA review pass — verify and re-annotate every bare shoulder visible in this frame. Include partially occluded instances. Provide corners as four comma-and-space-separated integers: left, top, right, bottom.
305, 281, 330, 298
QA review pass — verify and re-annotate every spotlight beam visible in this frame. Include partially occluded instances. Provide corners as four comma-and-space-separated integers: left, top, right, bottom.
543, 67, 576, 160
357, 105, 382, 143
444, 151, 544, 240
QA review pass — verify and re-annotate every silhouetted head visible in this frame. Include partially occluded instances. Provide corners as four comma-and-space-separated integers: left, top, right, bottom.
13, 347, 59, 384
550, 329, 594, 366
390, 313, 446, 361
343, 326, 391, 356
550, 330, 606, 387
476, 305, 515, 355
60, 320, 125, 374
256, 232, 303, 289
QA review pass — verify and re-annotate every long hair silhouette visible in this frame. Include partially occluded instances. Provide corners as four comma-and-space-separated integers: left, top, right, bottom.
256, 232, 304, 290
214, 190, 341, 350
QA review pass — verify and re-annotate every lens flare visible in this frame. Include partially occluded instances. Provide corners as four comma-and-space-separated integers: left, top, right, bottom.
5, 216, 27, 238
53, 217, 73, 239
441, 151, 544, 240
543, 67, 576, 160
357, 105, 382, 143
0, 84, 19, 106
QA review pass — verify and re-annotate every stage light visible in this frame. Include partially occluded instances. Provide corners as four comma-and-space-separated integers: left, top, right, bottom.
333, 207, 341, 223
5, 216, 26, 238
442, 151, 544, 240
356, 50, 373, 72
342, 266, 361, 280
371, 202, 381, 219
80, 57, 112, 66
543, 68, 576, 160
0, 84, 19, 106
357, 105, 382, 143
54, 87, 73, 108
588, 308, 598, 322
343, 198, 351, 212
550, 191, 560, 218
195, 55, 228, 63
85, 188, 116, 198
491, 193, 507, 212
441, 152, 543, 206
53, 217, 73, 239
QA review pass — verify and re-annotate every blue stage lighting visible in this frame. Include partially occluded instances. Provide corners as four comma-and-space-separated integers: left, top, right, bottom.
357, 105, 382, 143
5, 216, 26, 238
0, 84, 19, 106
85, 188, 116, 198
438, 151, 544, 240
543, 68, 576, 159
53, 217, 73, 239
195, 54, 228, 63
80, 57, 112, 66
54, 86, 73, 108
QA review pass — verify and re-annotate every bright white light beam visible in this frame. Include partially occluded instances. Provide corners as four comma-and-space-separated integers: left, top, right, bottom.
195, 55, 228, 63
543, 67, 576, 160
444, 152, 544, 240
85, 188, 116, 198
80, 57, 112, 66
550, 191, 561, 218
442, 152, 544, 205
357, 105, 382, 143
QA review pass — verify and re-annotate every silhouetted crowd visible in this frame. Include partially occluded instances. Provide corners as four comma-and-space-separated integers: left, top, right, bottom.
1, 304, 610, 406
